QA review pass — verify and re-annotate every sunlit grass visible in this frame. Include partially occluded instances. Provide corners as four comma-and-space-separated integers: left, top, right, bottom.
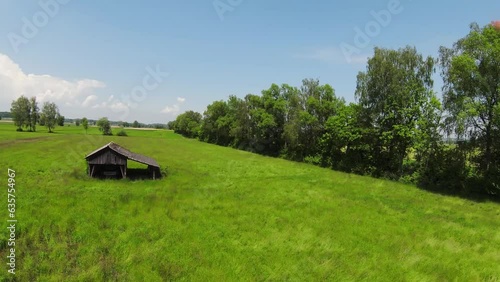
0, 123, 498, 281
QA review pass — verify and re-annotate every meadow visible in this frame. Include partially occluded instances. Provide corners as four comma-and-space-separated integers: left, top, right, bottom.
0, 123, 499, 281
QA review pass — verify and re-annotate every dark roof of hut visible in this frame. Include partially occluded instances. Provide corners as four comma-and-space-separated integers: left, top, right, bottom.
85, 142, 160, 168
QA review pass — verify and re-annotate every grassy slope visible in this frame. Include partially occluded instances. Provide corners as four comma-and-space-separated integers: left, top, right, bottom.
0, 123, 499, 281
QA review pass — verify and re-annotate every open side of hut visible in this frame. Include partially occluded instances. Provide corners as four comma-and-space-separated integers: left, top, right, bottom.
85, 142, 161, 179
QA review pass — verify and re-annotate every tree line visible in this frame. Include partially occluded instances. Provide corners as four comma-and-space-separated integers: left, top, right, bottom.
170, 23, 499, 198
10, 96, 65, 133
9, 97, 165, 135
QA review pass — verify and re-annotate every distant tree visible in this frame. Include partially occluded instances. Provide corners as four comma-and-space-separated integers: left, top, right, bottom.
97, 117, 113, 135
10, 96, 30, 131
167, 121, 176, 130
132, 120, 140, 128
40, 102, 59, 133
56, 115, 65, 126
81, 117, 89, 134
122, 121, 130, 128
29, 97, 39, 132
0, 112, 12, 119
75, 119, 80, 126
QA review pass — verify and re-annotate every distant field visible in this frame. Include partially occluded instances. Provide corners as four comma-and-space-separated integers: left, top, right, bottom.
0, 123, 170, 141
0, 123, 499, 281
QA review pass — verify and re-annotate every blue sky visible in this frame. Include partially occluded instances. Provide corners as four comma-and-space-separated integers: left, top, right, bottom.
0, 0, 498, 123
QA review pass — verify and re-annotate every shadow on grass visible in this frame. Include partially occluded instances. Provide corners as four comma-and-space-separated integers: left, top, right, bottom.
415, 183, 500, 204
126, 168, 162, 180
72, 167, 164, 181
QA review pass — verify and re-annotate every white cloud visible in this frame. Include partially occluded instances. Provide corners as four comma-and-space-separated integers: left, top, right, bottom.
293, 47, 369, 65
109, 101, 128, 111
0, 53, 105, 107
0, 53, 176, 123
92, 101, 107, 109
161, 104, 179, 114
82, 95, 98, 107
162, 98, 186, 115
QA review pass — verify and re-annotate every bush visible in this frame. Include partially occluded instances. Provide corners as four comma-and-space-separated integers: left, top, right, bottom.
304, 154, 321, 166
400, 159, 419, 184
160, 166, 169, 177
417, 146, 470, 194
116, 130, 128, 137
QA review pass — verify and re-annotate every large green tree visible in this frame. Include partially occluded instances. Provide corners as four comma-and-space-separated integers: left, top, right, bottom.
81, 117, 89, 134
320, 103, 372, 172
97, 117, 112, 135
57, 114, 65, 127
439, 23, 500, 193
356, 46, 436, 178
200, 100, 232, 145
40, 102, 59, 133
282, 84, 302, 159
258, 84, 287, 155
29, 97, 39, 132
282, 79, 344, 161
10, 96, 30, 131
172, 111, 202, 138
226, 95, 252, 149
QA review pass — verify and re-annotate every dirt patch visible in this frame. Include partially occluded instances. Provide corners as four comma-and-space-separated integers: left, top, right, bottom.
0, 136, 54, 148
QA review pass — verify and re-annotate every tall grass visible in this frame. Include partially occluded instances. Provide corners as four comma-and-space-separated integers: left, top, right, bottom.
0, 124, 498, 281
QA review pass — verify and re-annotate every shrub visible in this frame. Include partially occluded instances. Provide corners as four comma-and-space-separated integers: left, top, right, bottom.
160, 166, 169, 177
304, 154, 321, 166
116, 130, 128, 137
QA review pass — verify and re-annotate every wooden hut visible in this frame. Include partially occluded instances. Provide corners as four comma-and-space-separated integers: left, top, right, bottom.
85, 142, 161, 179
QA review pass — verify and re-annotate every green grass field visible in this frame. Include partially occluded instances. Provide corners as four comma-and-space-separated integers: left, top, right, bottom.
0, 123, 499, 281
